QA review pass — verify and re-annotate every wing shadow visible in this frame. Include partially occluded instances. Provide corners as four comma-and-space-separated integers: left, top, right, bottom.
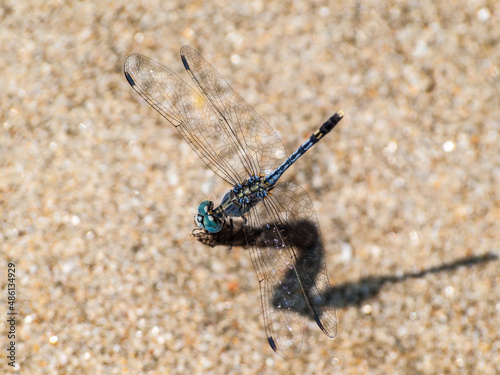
194, 218, 498, 316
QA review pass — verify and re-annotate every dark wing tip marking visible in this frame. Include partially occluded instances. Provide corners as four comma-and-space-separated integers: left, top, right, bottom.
314, 314, 337, 339
313, 314, 324, 330
268, 336, 278, 352
124, 71, 135, 87
181, 55, 190, 71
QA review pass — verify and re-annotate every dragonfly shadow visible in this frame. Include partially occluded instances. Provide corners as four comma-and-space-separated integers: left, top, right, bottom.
194, 218, 498, 318
195, 217, 324, 318
329, 251, 498, 309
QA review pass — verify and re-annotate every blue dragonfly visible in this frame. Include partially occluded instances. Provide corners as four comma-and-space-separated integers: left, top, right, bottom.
124, 46, 342, 358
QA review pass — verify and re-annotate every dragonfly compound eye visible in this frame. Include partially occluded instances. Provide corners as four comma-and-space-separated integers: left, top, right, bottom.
197, 200, 214, 216
203, 214, 222, 233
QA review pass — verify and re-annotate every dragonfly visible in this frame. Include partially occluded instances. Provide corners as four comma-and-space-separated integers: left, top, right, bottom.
124, 46, 342, 358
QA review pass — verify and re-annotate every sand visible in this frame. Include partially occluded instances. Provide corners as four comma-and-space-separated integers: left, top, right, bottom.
1, 1, 499, 374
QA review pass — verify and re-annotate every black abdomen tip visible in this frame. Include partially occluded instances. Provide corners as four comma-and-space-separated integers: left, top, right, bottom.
181, 55, 190, 70
321, 110, 344, 133
329, 110, 344, 124
124, 72, 135, 86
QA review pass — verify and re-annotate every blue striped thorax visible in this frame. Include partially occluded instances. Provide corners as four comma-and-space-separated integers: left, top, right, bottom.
195, 174, 270, 233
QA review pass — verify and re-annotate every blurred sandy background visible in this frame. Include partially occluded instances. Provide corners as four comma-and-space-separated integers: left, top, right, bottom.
1, 0, 499, 374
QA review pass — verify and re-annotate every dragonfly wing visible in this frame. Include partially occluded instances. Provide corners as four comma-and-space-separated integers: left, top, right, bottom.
124, 53, 246, 185
245, 203, 305, 358
180, 45, 287, 178
245, 182, 337, 357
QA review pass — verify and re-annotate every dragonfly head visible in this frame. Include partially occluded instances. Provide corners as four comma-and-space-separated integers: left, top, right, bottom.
195, 200, 222, 233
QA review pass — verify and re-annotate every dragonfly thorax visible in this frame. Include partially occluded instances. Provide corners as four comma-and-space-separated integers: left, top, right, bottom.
195, 175, 270, 233
221, 174, 269, 214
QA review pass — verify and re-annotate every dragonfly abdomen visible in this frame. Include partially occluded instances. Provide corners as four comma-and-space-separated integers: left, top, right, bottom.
264, 110, 344, 186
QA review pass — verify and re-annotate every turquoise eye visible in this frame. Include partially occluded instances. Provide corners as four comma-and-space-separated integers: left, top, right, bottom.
197, 200, 212, 216
203, 215, 222, 233
196, 200, 221, 232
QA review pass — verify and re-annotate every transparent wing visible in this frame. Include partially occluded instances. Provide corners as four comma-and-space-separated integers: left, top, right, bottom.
124, 53, 238, 185
245, 182, 337, 358
180, 45, 287, 178
124, 48, 287, 186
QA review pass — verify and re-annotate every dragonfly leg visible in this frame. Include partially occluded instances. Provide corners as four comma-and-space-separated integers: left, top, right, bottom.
193, 217, 247, 248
